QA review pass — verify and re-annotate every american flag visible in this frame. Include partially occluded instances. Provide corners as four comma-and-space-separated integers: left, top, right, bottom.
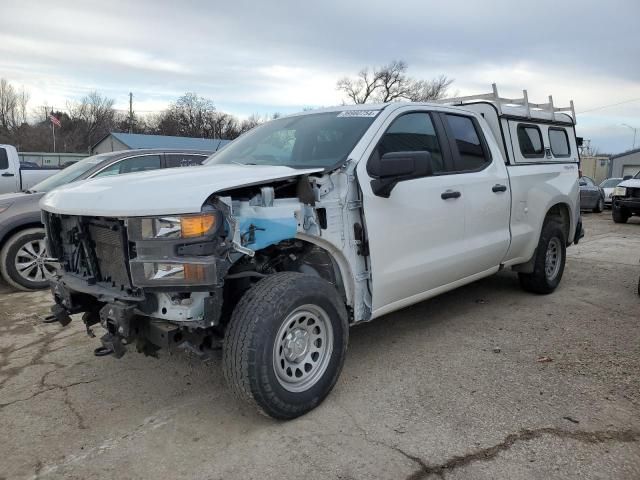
49, 114, 62, 128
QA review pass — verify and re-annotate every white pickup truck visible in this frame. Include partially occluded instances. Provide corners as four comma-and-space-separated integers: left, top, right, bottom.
41, 85, 582, 419
0, 145, 60, 194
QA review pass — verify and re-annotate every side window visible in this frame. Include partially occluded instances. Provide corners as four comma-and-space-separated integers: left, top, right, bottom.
548, 128, 570, 157
444, 114, 490, 172
517, 125, 544, 158
0, 148, 8, 170
94, 155, 162, 178
165, 154, 206, 168
579, 177, 593, 186
375, 112, 444, 173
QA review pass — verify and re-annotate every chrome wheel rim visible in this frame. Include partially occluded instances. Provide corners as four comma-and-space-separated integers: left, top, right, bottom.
545, 237, 562, 281
273, 304, 334, 393
14, 239, 57, 284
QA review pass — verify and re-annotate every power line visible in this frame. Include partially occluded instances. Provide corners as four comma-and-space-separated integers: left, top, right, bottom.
577, 97, 640, 114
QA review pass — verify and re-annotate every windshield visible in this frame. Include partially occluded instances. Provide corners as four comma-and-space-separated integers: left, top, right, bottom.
600, 178, 622, 188
635, 171, 640, 179
205, 111, 379, 169
29, 153, 116, 192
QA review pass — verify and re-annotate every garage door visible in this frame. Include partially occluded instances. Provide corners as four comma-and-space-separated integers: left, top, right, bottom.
623, 165, 640, 178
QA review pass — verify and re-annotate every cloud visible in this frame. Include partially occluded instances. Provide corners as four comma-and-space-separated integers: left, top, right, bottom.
1, 0, 639, 152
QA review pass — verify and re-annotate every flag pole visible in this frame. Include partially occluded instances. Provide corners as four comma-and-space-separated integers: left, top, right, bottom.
51, 121, 56, 152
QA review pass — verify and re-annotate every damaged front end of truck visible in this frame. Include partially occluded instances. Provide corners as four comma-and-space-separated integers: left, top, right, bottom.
42, 168, 368, 358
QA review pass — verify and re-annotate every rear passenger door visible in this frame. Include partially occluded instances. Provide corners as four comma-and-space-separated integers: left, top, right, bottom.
438, 113, 511, 275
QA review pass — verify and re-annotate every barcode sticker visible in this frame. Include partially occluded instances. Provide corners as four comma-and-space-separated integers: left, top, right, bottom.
337, 110, 380, 118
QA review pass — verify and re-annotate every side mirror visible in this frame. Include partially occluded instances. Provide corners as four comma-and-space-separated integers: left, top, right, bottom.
369, 151, 433, 198
576, 137, 584, 147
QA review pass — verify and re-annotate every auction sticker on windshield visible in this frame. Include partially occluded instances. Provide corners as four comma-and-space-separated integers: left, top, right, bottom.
337, 110, 380, 118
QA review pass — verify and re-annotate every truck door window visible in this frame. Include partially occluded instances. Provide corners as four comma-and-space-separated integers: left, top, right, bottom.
0, 148, 8, 170
548, 128, 570, 157
517, 125, 544, 158
443, 114, 490, 172
375, 113, 444, 173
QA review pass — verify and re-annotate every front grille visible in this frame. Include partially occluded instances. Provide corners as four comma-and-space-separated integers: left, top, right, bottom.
629, 187, 640, 199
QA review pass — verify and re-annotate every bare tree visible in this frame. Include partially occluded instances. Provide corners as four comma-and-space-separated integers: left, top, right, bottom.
67, 91, 116, 150
337, 68, 381, 104
16, 87, 29, 126
337, 60, 453, 104
0, 79, 18, 129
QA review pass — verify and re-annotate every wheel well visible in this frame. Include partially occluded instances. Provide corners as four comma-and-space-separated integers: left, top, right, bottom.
220, 239, 346, 324
0, 222, 44, 249
544, 203, 570, 242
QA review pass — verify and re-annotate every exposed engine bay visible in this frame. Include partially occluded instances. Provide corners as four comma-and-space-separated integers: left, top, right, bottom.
43, 168, 371, 358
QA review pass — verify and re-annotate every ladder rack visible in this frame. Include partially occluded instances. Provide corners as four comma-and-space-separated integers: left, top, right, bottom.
435, 83, 576, 124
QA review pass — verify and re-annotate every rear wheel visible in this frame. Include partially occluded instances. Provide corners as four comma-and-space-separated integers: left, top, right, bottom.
223, 272, 348, 419
518, 221, 566, 294
593, 197, 604, 213
0, 228, 57, 291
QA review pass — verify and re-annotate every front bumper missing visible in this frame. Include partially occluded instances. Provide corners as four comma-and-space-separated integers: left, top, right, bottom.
96, 302, 212, 358
48, 275, 220, 358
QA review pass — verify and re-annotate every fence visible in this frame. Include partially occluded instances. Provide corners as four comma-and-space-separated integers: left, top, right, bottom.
18, 152, 89, 167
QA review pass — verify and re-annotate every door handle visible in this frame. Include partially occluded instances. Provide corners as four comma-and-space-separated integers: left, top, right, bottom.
441, 190, 461, 200
492, 184, 507, 193
1, 172, 15, 177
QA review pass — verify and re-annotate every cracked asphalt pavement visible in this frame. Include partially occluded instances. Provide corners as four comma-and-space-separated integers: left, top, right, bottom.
1, 213, 639, 479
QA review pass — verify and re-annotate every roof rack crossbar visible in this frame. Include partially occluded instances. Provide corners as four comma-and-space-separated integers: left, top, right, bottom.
435, 83, 576, 124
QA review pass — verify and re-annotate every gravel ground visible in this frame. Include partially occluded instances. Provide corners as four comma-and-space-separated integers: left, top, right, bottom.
0, 212, 639, 480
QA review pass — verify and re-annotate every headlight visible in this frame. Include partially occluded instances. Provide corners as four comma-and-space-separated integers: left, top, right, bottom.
129, 260, 214, 287
140, 213, 218, 240
141, 262, 205, 282
613, 186, 627, 197
0, 203, 13, 214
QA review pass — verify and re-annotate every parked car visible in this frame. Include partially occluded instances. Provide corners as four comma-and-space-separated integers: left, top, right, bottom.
0, 149, 212, 290
19, 161, 41, 169
611, 170, 640, 223
599, 177, 623, 207
41, 86, 582, 419
0, 145, 61, 194
579, 176, 604, 212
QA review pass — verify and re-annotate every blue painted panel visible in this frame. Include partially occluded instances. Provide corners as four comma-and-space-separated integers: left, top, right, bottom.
238, 216, 297, 251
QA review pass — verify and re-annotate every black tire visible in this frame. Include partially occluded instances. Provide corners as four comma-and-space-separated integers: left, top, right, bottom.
593, 197, 604, 213
612, 203, 629, 223
518, 221, 566, 294
223, 272, 348, 419
0, 228, 56, 291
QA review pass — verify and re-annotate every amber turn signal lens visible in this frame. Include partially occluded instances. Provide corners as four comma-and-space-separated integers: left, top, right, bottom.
183, 264, 206, 282
181, 214, 216, 238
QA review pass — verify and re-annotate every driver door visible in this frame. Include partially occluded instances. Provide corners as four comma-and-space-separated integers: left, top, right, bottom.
357, 109, 468, 314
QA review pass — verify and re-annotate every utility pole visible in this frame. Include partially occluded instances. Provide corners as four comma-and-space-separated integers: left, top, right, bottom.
129, 92, 133, 134
622, 123, 637, 150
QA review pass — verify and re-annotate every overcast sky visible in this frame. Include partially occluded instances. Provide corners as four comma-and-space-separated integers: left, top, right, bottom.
1, 0, 639, 153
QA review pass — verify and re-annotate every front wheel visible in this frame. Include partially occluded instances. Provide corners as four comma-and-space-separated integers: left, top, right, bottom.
0, 228, 58, 291
518, 221, 566, 294
223, 272, 348, 419
612, 202, 630, 223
